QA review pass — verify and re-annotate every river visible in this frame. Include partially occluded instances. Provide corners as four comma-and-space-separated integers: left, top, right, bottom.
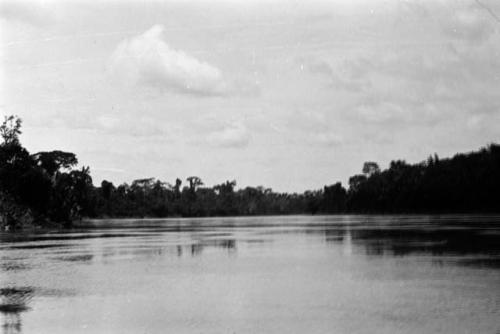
1, 215, 499, 333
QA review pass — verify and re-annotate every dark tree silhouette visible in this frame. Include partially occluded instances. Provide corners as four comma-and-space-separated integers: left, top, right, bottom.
362, 162, 380, 177
186, 176, 203, 192
0, 115, 22, 146
2, 114, 500, 229
0, 116, 94, 228
32, 151, 78, 177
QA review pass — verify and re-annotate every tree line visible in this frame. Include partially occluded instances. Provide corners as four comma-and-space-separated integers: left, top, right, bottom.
0, 116, 93, 228
1, 115, 499, 228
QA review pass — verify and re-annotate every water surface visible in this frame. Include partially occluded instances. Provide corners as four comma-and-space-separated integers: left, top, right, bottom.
1, 215, 500, 333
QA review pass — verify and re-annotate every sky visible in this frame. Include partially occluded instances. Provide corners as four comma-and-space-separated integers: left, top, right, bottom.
1, 0, 499, 192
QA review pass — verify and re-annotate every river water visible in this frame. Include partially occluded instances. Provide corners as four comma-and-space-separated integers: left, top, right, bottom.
1, 215, 499, 334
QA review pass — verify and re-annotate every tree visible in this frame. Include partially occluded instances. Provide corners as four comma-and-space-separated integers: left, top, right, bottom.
214, 180, 237, 215
214, 180, 236, 195
0, 115, 22, 146
348, 174, 367, 192
0, 119, 33, 205
131, 178, 155, 190
174, 178, 182, 197
32, 151, 78, 177
0, 115, 99, 228
49, 166, 93, 223
101, 180, 115, 201
362, 161, 380, 177
323, 182, 347, 213
69, 166, 93, 218
186, 176, 203, 192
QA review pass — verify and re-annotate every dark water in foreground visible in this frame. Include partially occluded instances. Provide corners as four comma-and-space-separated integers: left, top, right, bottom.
1, 215, 500, 334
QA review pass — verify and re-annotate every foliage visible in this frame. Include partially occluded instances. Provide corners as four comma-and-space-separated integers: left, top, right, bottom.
345, 144, 500, 213
91, 144, 500, 217
0, 115, 22, 146
32, 151, 78, 177
0, 116, 93, 228
1, 114, 500, 228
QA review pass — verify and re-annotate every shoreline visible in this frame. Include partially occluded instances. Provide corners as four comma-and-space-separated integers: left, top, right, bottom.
4, 212, 500, 232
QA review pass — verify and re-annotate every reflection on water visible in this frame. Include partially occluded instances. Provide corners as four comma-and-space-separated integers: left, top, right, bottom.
0, 288, 33, 334
1, 215, 500, 334
320, 222, 500, 262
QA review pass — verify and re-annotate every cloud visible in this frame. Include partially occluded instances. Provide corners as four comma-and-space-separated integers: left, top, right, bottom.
109, 25, 229, 96
0, 0, 54, 26
95, 114, 179, 139
92, 167, 125, 173
207, 120, 251, 148
284, 110, 344, 147
41, 109, 178, 140
307, 59, 371, 92
441, 4, 496, 43
286, 109, 331, 134
318, 7, 500, 127
354, 102, 411, 123
309, 132, 343, 147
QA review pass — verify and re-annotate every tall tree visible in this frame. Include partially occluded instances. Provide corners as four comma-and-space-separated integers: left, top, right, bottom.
0, 115, 22, 146
32, 151, 78, 177
186, 176, 203, 192
362, 162, 380, 177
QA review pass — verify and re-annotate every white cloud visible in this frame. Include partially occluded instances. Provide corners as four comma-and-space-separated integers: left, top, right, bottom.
309, 132, 343, 147
207, 120, 250, 148
318, 2, 500, 127
109, 25, 229, 96
53, 112, 177, 140
0, 0, 54, 26
283, 110, 344, 147
441, 5, 496, 43
93, 167, 125, 174
355, 102, 410, 123
306, 59, 371, 92
96, 115, 120, 130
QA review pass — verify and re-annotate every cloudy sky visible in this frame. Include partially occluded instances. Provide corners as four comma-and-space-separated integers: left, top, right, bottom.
1, 0, 499, 192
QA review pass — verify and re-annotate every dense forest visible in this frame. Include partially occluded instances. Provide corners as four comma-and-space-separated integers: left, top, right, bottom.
1, 115, 499, 229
